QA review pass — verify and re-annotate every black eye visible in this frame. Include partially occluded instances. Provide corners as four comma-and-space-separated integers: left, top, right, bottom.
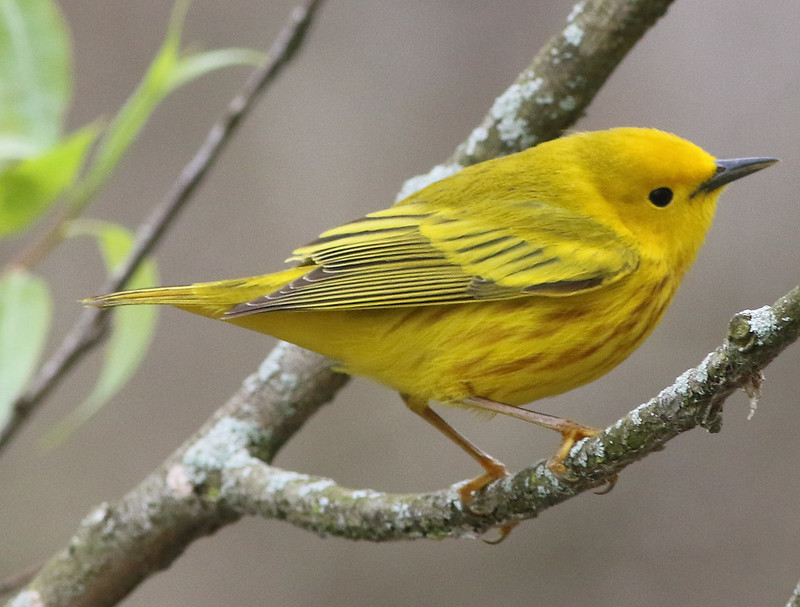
648, 187, 673, 207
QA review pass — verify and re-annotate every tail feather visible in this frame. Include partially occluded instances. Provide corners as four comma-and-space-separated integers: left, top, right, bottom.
83, 267, 309, 319
83, 284, 205, 308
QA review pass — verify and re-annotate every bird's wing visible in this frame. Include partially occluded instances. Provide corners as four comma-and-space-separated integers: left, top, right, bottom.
224, 199, 638, 315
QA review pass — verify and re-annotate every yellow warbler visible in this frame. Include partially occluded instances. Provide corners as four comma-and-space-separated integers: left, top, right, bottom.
86, 128, 776, 502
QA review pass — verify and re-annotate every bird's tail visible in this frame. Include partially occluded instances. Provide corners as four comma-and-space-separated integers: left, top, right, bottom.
83, 267, 308, 319
84, 284, 208, 308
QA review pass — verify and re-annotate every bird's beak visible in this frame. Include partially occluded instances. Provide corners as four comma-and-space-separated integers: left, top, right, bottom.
692, 157, 778, 197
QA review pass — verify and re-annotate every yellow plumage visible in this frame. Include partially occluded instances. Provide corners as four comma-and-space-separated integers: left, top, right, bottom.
86, 128, 776, 503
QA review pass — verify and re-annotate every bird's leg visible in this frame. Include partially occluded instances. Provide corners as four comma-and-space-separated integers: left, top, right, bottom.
401, 395, 508, 505
463, 396, 601, 475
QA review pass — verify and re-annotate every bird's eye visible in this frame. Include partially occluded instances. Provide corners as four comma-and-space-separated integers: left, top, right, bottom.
648, 187, 673, 207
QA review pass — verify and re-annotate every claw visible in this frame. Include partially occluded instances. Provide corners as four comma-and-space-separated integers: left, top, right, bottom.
482, 522, 519, 544
593, 473, 618, 495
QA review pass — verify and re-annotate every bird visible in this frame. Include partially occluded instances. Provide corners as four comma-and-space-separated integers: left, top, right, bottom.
85, 127, 777, 504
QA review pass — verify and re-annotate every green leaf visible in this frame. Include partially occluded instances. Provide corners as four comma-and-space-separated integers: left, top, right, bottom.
0, 0, 71, 157
73, 0, 264, 208
45, 220, 159, 445
0, 270, 51, 431
166, 47, 265, 92
0, 125, 98, 238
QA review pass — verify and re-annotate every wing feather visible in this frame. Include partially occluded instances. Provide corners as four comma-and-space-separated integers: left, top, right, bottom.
225, 199, 638, 316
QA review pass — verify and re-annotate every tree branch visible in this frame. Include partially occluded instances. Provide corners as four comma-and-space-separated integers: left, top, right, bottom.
7, 345, 346, 607
0, 0, 326, 455
209, 286, 800, 540
11, 289, 799, 607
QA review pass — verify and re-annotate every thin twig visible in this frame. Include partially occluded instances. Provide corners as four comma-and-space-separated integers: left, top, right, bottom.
0, 0, 326, 455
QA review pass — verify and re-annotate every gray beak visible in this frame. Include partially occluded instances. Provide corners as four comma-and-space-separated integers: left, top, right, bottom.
692, 157, 778, 197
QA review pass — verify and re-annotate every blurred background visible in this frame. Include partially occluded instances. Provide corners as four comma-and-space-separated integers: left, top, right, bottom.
2, 1, 799, 605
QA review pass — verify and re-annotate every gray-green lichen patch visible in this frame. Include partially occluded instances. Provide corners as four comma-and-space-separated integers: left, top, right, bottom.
259, 469, 314, 497
490, 77, 544, 148
533, 464, 566, 490
242, 372, 261, 395
569, 438, 591, 467
567, 1, 586, 23
463, 125, 489, 157
694, 353, 714, 384
745, 305, 777, 346
396, 162, 464, 202
256, 352, 282, 382
558, 95, 578, 112
563, 22, 584, 46
81, 502, 110, 527
350, 488, 387, 500
183, 417, 263, 485
386, 499, 411, 518
583, 435, 605, 461
568, 434, 607, 474
659, 354, 716, 405
242, 342, 301, 394
8, 590, 43, 607
166, 464, 195, 497
295, 478, 336, 498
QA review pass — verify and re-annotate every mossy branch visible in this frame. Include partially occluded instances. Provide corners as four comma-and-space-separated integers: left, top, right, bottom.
12, 287, 800, 607
8, 344, 346, 607
188, 285, 800, 540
